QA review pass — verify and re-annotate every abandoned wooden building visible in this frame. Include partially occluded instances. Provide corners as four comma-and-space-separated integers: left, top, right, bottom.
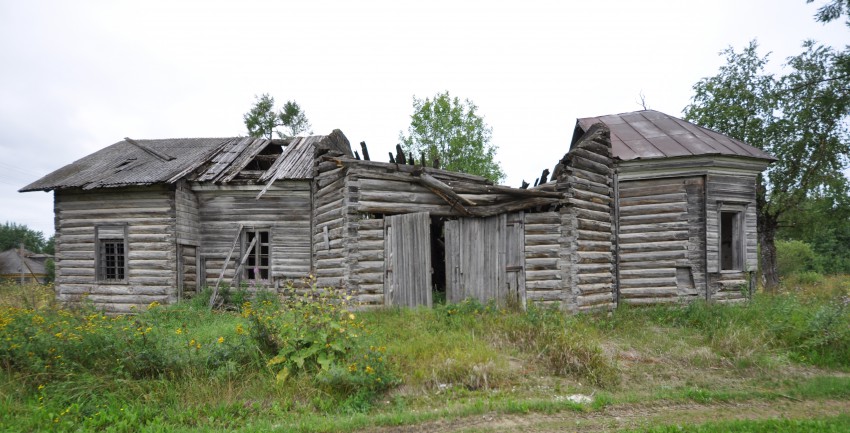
21, 109, 774, 313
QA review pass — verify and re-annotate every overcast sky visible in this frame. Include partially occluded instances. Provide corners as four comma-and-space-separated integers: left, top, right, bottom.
1, 0, 846, 237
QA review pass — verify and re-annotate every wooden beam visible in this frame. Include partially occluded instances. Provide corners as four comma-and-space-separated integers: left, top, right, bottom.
412, 170, 474, 215
209, 224, 243, 309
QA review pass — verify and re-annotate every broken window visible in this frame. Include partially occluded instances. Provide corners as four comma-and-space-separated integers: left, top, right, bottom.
719, 210, 743, 271
96, 225, 128, 282
243, 229, 270, 280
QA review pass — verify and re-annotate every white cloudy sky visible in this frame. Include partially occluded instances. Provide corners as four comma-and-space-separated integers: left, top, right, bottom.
0, 0, 846, 237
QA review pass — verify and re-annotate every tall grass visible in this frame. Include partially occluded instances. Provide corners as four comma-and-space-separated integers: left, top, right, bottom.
2, 278, 850, 432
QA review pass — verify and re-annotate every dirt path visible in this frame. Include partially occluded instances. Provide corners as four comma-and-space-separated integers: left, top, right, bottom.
370, 399, 850, 432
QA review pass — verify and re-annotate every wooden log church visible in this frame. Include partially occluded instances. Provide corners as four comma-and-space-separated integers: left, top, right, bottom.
21, 110, 774, 313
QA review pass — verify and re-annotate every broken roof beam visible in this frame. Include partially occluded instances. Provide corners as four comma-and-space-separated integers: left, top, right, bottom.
412, 169, 473, 215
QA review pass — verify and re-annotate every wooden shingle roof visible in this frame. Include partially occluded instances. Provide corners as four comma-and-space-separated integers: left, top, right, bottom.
573, 110, 776, 162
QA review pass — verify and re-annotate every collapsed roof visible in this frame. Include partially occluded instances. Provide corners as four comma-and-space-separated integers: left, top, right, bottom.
20, 130, 352, 192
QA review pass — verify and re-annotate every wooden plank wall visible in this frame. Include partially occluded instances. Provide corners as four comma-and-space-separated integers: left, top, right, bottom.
706, 174, 758, 302
617, 176, 705, 304
53, 185, 177, 313
195, 182, 311, 286
523, 211, 561, 304
384, 212, 432, 307
445, 214, 507, 304
558, 125, 615, 312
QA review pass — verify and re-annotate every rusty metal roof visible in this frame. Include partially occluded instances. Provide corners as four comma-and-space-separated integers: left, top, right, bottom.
21, 132, 349, 192
574, 110, 776, 162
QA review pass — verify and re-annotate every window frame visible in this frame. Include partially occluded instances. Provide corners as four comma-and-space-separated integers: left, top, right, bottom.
717, 203, 747, 272
95, 225, 129, 283
241, 228, 271, 282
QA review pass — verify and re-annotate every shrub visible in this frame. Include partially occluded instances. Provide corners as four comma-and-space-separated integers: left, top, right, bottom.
775, 239, 818, 277
245, 285, 397, 410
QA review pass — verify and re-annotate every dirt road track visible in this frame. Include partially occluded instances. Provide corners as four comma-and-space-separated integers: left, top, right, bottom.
369, 399, 850, 432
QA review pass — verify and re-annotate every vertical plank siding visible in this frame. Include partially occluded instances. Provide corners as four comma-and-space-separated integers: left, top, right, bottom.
195, 182, 312, 287
175, 180, 200, 246
384, 212, 432, 307
54, 185, 177, 314
705, 174, 758, 302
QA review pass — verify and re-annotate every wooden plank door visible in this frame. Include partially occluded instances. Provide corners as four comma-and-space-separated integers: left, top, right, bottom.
384, 212, 432, 307
445, 213, 525, 305
505, 212, 526, 308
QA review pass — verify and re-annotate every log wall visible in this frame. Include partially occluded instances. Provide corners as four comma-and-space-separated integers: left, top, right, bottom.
194, 182, 312, 286
617, 176, 706, 304
53, 185, 177, 313
523, 211, 561, 304
312, 167, 350, 291
558, 125, 616, 312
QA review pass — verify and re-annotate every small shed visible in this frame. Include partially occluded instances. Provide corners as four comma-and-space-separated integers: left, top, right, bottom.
572, 110, 776, 304
0, 247, 49, 284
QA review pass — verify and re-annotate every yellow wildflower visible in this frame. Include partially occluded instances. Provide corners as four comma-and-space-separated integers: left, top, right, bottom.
175, 328, 182, 335
217, 336, 224, 344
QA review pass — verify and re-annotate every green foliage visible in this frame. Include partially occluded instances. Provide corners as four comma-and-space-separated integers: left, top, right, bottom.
607, 290, 850, 368
779, 195, 850, 274
683, 40, 850, 287
244, 286, 396, 411
243, 93, 312, 139
808, 0, 850, 26
775, 239, 818, 277
400, 91, 505, 183
0, 222, 48, 253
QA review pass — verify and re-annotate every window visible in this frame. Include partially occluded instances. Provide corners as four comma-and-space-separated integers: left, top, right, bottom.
719, 210, 743, 271
243, 229, 270, 280
96, 225, 128, 282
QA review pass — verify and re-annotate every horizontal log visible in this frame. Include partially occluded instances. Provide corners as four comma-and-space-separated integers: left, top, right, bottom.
525, 269, 561, 281
619, 231, 689, 243
619, 287, 678, 297
619, 268, 677, 278
619, 202, 687, 217
619, 250, 688, 262
524, 212, 560, 224
619, 212, 688, 225
576, 283, 613, 294
620, 297, 679, 305
619, 240, 688, 253
576, 251, 612, 263
619, 192, 687, 207
578, 273, 612, 284
618, 221, 690, 234
577, 292, 613, 306
619, 277, 678, 288
526, 290, 563, 302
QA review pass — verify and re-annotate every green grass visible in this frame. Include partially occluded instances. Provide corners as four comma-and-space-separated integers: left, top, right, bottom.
618, 414, 850, 433
1, 279, 849, 432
